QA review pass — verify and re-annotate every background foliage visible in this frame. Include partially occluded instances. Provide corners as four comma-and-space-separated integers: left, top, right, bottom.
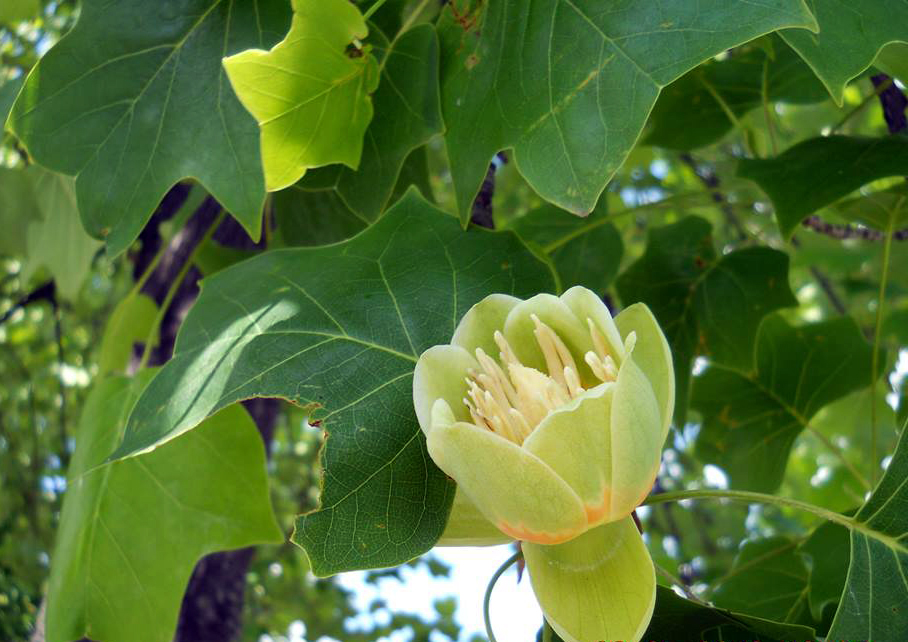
1, 1, 907, 641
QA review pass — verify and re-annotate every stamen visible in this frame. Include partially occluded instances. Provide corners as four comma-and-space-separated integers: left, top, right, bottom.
564, 366, 584, 398
585, 351, 618, 383
624, 330, 637, 355
587, 317, 610, 360
494, 330, 519, 365
531, 314, 567, 386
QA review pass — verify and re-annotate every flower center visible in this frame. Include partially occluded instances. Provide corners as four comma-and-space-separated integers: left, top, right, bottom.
462, 314, 636, 444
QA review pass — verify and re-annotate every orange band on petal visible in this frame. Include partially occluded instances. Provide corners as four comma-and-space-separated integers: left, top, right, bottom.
497, 520, 584, 545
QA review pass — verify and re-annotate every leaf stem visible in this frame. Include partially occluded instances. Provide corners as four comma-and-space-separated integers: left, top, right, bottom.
761, 57, 778, 157
483, 551, 521, 642
698, 72, 751, 156
362, 0, 389, 21
641, 489, 855, 532
138, 210, 225, 370
805, 424, 871, 491
870, 199, 901, 484
830, 76, 894, 134
398, 0, 432, 36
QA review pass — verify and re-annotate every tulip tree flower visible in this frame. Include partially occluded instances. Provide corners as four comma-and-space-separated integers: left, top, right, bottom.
413, 286, 674, 642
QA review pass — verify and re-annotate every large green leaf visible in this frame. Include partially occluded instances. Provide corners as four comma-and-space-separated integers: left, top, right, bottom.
297, 24, 443, 221
47, 373, 281, 642
20, 168, 102, 300
616, 216, 797, 422
438, 0, 817, 223
0, 76, 24, 126
8, 0, 291, 256
780, 1, 908, 104
738, 136, 908, 239
506, 202, 622, 296
800, 521, 850, 623
223, 0, 379, 192
693, 315, 879, 492
114, 189, 557, 575
710, 536, 815, 627
827, 424, 908, 640
645, 37, 827, 151
643, 586, 816, 642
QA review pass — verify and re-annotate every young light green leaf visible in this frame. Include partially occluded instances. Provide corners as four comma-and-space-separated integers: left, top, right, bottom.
98, 294, 159, 375
616, 216, 797, 422
693, 315, 881, 492
47, 374, 282, 642
439, 0, 817, 223
223, 0, 379, 191
8, 0, 291, 256
296, 23, 443, 221
506, 202, 623, 296
780, 1, 908, 104
114, 188, 557, 575
20, 168, 102, 301
738, 136, 908, 238
827, 422, 908, 640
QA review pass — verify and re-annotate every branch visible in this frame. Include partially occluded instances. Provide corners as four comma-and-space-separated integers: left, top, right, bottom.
0, 280, 55, 325
470, 153, 507, 229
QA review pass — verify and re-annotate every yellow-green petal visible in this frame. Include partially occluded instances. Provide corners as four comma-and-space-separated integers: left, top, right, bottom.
502, 294, 596, 382
436, 488, 512, 547
615, 303, 675, 439
523, 518, 656, 642
426, 400, 587, 545
522, 384, 615, 527
609, 352, 663, 519
413, 345, 476, 435
451, 293, 521, 357
560, 285, 626, 364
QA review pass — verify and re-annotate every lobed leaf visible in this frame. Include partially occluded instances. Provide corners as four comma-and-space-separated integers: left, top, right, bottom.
115, 189, 557, 574
439, 0, 817, 223
9, 0, 291, 255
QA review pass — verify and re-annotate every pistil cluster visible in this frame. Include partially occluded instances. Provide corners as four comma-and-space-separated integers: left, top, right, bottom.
462, 314, 635, 444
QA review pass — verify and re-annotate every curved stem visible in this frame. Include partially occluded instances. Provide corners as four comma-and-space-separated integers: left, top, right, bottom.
138, 211, 225, 370
641, 489, 855, 532
362, 0, 388, 21
483, 551, 521, 642
870, 202, 900, 485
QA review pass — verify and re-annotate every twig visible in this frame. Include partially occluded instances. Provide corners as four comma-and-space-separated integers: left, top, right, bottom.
872, 74, 908, 134
801, 215, 908, 242
678, 153, 748, 241
471, 153, 506, 229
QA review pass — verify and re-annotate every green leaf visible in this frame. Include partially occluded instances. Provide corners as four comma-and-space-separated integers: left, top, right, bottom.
0, 76, 24, 127
47, 374, 281, 642
874, 42, 908, 84
272, 186, 369, 247
616, 216, 797, 422
223, 0, 379, 191
692, 315, 879, 492
20, 168, 102, 300
98, 294, 159, 375
115, 188, 557, 575
438, 0, 817, 223
0, 0, 39, 25
738, 136, 908, 239
710, 536, 814, 627
645, 37, 827, 151
297, 23, 443, 221
0, 167, 37, 258
831, 183, 908, 231
800, 521, 850, 623
8, 0, 291, 256
506, 202, 622, 296
828, 423, 908, 640
643, 586, 816, 642
780, 1, 908, 104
